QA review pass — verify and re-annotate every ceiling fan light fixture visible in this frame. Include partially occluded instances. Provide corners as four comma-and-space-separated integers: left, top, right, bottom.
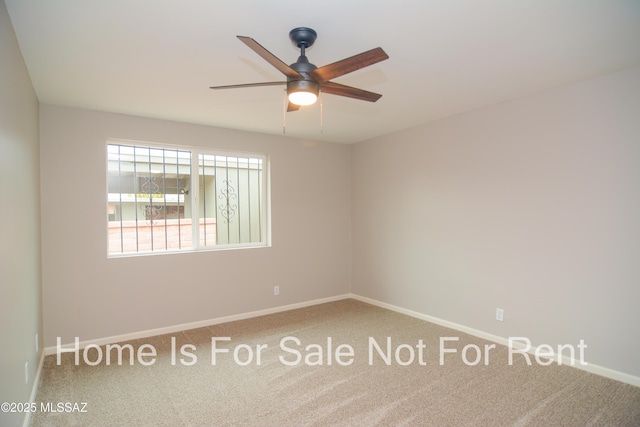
288, 91, 317, 106
287, 80, 319, 106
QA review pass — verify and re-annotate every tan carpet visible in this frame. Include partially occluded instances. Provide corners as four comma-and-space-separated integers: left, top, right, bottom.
31, 299, 640, 426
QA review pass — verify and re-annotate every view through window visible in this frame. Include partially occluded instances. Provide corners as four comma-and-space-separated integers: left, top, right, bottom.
107, 143, 267, 255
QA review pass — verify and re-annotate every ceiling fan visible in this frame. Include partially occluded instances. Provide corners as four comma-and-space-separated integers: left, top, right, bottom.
210, 27, 389, 112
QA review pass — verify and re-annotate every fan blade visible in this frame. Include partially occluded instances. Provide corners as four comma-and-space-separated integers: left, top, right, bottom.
209, 81, 285, 90
320, 81, 382, 102
237, 36, 302, 79
309, 47, 388, 82
287, 102, 300, 112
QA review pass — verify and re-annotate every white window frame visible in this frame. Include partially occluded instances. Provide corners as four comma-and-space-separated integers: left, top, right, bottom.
106, 139, 270, 257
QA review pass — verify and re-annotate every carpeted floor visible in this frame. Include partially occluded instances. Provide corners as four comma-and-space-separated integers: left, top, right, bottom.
31, 299, 640, 426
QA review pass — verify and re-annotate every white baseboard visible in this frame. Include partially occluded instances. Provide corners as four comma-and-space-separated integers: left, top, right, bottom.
43, 292, 639, 388
349, 293, 640, 388
22, 349, 46, 427
45, 294, 352, 355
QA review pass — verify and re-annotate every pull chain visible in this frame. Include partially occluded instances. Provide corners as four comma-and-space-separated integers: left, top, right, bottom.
282, 89, 325, 135
319, 92, 324, 133
282, 89, 287, 134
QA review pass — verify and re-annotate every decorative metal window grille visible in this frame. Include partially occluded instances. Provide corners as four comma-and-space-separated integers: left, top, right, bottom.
107, 143, 267, 255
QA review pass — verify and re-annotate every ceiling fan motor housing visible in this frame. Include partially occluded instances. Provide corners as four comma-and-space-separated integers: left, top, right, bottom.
288, 46, 319, 99
287, 79, 318, 99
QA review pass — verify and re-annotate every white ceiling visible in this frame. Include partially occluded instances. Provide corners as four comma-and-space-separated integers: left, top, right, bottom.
6, 0, 640, 144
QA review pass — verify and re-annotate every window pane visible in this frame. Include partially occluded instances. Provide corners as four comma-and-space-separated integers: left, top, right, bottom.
107, 144, 192, 254
108, 142, 266, 256
198, 154, 263, 246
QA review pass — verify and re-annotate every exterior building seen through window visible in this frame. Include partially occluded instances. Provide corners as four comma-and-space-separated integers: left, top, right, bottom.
107, 142, 267, 255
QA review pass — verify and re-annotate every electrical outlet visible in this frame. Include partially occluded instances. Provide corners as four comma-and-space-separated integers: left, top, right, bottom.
274, 286, 280, 296
25, 361, 29, 384
496, 308, 504, 322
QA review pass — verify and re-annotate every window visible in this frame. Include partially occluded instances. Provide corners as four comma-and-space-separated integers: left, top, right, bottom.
107, 142, 268, 255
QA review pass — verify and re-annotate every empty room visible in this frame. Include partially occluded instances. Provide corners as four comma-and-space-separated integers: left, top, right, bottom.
1, 1, 639, 426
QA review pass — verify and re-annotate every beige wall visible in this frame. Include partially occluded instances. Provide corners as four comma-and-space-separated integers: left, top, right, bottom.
0, 1, 43, 426
39, 105, 352, 348
351, 65, 640, 378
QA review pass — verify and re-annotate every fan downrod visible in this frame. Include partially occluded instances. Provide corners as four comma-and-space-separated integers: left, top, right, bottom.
289, 27, 317, 49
